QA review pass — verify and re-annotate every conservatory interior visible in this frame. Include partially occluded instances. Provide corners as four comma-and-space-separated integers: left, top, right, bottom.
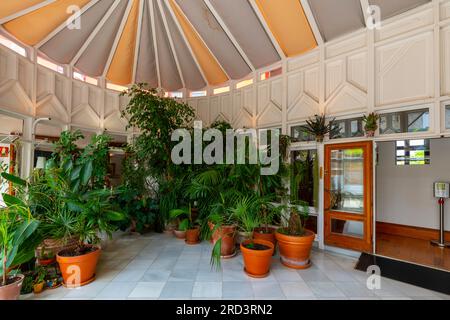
0, 0, 449, 301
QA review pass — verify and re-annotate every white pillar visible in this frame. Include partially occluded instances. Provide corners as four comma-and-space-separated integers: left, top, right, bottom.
21, 117, 33, 179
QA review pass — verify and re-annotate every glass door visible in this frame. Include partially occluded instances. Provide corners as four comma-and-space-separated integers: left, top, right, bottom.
324, 142, 373, 252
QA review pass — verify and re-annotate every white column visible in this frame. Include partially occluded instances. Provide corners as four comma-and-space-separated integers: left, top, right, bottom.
21, 117, 34, 179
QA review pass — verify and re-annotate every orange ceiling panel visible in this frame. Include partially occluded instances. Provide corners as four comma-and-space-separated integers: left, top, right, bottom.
3, 0, 91, 46
254, 0, 317, 57
107, 0, 140, 85
0, 0, 46, 20
168, 0, 227, 86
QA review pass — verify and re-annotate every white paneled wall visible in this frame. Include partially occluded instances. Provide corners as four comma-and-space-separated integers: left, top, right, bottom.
1, 1, 450, 139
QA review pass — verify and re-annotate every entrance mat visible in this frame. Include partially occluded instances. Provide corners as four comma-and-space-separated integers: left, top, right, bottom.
355, 253, 450, 295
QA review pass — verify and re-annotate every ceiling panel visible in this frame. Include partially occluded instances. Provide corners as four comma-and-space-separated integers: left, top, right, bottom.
369, 0, 431, 20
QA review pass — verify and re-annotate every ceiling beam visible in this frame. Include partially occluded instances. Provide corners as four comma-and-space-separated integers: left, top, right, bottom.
35, 0, 100, 49
149, 0, 161, 88
163, 0, 207, 87
101, 0, 133, 79
132, 0, 145, 83
0, 0, 57, 25
156, 0, 185, 89
70, 0, 121, 67
300, 0, 324, 46
248, 0, 286, 60
203, 0, 255, 72
360, 0, 371, 28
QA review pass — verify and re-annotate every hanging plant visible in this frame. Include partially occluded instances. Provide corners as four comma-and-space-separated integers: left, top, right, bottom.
301, 114, 339, 143
362, 112, 380, 137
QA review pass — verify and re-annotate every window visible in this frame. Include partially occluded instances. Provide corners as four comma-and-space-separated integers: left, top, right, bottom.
213, 86, 230, 95
291, 149, 318, 207
236, 79, 253, 89
0, 35, 26, 57
73, 71, 98, 86
260, 67, 282, 81
190, 90, 207, 97
445, 105, 450, 130
380, 108, 429, 135
330, 117, 364, 139
107, 82, 128, 92
165, 91, 183, 99
396, 139, 430, 166
37, 57, 64, 74
291, 125, 314, 142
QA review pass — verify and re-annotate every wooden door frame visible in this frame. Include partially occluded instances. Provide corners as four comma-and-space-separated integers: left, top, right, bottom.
324, 141, 373, 253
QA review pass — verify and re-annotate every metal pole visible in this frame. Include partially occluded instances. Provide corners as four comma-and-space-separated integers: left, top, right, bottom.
431, 198, 450, 248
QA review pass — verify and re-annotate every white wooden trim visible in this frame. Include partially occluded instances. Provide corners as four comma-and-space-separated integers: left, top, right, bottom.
248, 0, 286, 60
300, 0, 324, 46
35, 0, 100, 49
132, 0, 145, 83
70, 0, 121, 66
156, 0, 185, 88
101, 0, 133, 78
149, 0, 161, 88
0, 0, 57, 25
163, 0, 208, 85
203, 0, 255, 72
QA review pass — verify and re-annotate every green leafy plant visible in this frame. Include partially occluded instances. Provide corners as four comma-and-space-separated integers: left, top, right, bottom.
363, 112, 380, 134
169, 204, 199, 231
33, 266, 46, 285
278, 202, 310, 237
0, 190, 39, 286
301, 114, 340, 143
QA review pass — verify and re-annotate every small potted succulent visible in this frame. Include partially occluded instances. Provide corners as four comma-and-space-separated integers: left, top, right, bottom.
169, 204, 201, 245
301, 114, 340, 143
362, 112, 380, 137
275, 202, 315, 269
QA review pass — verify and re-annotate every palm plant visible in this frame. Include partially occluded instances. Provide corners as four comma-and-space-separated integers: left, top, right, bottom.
169, 204, 198, 232
301, 114, 340, 143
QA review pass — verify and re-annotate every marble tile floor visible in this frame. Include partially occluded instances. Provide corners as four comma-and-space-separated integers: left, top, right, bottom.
22, 233, 449, 300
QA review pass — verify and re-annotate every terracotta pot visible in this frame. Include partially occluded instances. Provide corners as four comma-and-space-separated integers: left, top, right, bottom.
366, 130, 375, 137
57, 247, 101, 288
210, 224, 237, 258
37, 257, 56, 266
0, 275, 24, 300
185, 227, 200, 245
173, 230, 186, 239
235, 231, 251, 245
33, 282, 45, 294
240, 239, 274, 278
275, 229, 315, 269
36, 237, 78, 260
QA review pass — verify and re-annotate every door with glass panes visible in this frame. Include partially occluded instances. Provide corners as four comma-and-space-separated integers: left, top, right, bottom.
324, 142, 373, 252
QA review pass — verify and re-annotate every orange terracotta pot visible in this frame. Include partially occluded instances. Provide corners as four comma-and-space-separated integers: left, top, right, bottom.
240, 239, 274, 278
173, 230, 186, 239
57, 247, 101, 288
0, 275, 24, 300
185, 227, 200, 245
275, 229, 315, 269
210, 224, 237, 258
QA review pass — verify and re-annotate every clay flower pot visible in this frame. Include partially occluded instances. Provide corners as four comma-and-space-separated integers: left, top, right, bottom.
57, 247, 101, 288
275, 229, 315, 269
240, 239, 274, 278
210, 224, 237, 258
0, 275, 24, 300
173, 230, 186, 239
185, 227, 200, 245
366, 130, 375, 137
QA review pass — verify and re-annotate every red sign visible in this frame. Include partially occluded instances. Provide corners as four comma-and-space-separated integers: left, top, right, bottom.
0, 146, 9, 158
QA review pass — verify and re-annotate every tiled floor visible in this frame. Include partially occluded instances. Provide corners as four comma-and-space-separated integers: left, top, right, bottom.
22, 232, 450, 300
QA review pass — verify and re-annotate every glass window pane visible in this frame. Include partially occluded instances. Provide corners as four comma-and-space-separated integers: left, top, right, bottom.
330, 118, 363, 140
331, 219, 364, 238
291, 150, 318, 207
291, 126, 314, 142
330, 148, 364, 214
407, 111, 429, 132
380, 109, 429, 135
445, 106, 450, 129
395, 139, 430, 166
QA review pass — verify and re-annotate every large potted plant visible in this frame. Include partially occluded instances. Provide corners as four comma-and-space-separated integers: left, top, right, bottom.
56, 188, 124, 287
232, 196, 274, 278
301, 114, 340, 143
362, 112, 380, 137
169, 205, 201, 244
0, 193, 39, 300
275, 202, 315, 269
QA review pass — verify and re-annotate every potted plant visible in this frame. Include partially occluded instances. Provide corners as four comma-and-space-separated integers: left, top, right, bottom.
36, 249, 56, 266
275, 202, 315, 269
56, 188, 125, 288
301, 114, 340, 143
169, 204, 201, 245
363, 112, 380, 137
32, 266, 46, 294
253, 202, 282, 250
0, 193, 40, 300
232, 196, 274, 278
